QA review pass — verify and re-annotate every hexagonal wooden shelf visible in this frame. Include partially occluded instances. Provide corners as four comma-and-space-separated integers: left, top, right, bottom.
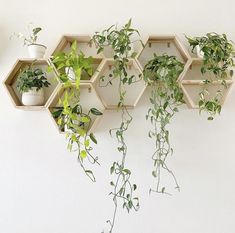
92, 58, 146, 109
3, 59, 60, 111
179, 58, 234, 108
137, 35, 190, 70
47, 83, 105, 134
51, 35, 104, 58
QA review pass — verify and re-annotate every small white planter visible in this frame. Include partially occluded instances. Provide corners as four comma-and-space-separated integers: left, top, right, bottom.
28, 44, 47, 59
195, 45, 204, 58
65, 67, 76, 81
22, 88, 44, 106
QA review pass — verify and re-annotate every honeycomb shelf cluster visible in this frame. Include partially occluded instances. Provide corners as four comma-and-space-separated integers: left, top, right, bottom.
4, 35, 234, 133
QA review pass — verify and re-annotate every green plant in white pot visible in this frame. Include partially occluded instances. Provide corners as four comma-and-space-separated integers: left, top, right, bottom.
17, 65, 50, 106
11, 24, 47, 58
51, 40, 93, 85
186, 33, 235, 120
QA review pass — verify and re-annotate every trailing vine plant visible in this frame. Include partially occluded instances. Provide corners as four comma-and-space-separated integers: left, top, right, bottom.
143, 54, 184, 195
186, 33, 235, 120
50, 40, 103, 182
92, 19, 143, 232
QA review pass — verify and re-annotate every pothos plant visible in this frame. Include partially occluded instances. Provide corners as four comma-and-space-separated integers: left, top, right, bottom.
52, 89, 103, 182
50, 40, 102, 182
92, 19, 143, 232
186, 33, 235, 120
51, 40, 93, 87
143, 54, 184, 195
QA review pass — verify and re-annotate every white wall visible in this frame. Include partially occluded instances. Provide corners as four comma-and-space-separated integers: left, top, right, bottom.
1, 0, 235, 232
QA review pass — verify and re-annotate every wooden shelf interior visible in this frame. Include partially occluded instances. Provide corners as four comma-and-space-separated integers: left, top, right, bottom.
180, 58, 234, 108
51, 35, 103, 58
47, 83, 105, 133
4, 59, 60, 110
181, 59, 234, 81
181, 82, 233, 108
137, 35, 189, 69
93, 59, 146, 109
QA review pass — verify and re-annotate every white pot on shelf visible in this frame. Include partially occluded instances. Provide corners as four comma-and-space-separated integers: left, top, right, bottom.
22, 88, 44, 106
27, 44, 47, 59
195, 45, 204, 58
65, 67, 76, 81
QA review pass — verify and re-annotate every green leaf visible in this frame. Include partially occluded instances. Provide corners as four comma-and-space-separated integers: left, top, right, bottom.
85, 170, 96, 182
131, 51, 137, 58
230, 69, 234, 77
80, 150, 87, 159
123, 169, 131, 174
110, 165, 115, 174
77, 128, 86, 137
80, 116, 90, 123
33, 27, 42, 35
90, 108, 103, 116
46, 66, 54, 73
89, 133, 97, 144
84, 139, 90, 147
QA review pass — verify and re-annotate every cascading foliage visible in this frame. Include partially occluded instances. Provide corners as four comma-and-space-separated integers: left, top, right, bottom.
186, 33, 235, 120
143, 54, 184, 194
50, 40, 103, 182
92, 19, 143, 233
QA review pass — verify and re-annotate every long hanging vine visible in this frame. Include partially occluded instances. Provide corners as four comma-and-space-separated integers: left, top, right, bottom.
186, 33, 235, 120
50, 40, 103, 182
143, 54, 184, 194
92, 19, 143, 232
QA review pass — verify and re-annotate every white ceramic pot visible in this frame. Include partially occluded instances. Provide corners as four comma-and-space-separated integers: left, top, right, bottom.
27, 44, 47, 59
65, 67, 76, 81
22, 88, 44, 106
195, 45, 204, 58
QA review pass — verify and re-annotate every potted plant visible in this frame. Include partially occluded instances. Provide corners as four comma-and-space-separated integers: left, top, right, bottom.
92, 19, 142, 233
143, 53, 184, 194
186, 33, 235, 120
50, 40, 103, 181
16, 65, 50, 106
11, 23, 47, 58
51, 40, 93, 86
51, 89, 103, 182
